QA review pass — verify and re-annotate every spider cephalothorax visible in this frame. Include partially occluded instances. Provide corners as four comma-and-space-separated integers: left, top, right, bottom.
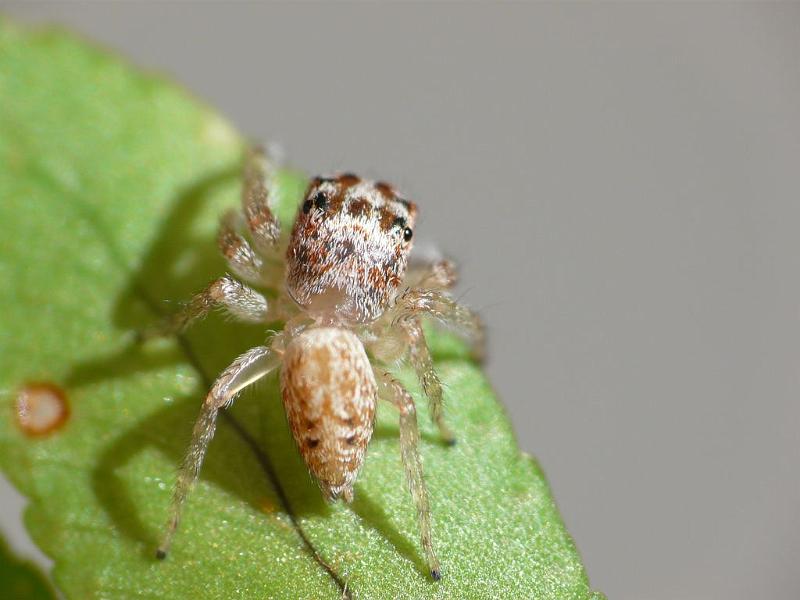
286, 174, 417, 323
148, 148, 482, 581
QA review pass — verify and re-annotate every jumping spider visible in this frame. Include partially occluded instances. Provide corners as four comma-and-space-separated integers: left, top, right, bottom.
148, 147, 483, 580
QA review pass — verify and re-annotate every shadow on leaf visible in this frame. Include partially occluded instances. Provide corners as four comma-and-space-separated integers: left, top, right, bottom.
350, 489, 428, 576
65, 165, 428, 579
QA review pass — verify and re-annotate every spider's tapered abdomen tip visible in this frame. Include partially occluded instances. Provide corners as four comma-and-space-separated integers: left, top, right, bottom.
445, 437, 457, 447
430, 569, 442, 581
155, 549, 167, 560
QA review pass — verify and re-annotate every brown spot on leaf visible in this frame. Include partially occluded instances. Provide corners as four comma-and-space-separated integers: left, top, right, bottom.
259, 498, 277, 514
15, 382, 70, 437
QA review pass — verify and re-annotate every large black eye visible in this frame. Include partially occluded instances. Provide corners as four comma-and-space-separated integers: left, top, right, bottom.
313, 192, 328, 210
403, 227, 413, 242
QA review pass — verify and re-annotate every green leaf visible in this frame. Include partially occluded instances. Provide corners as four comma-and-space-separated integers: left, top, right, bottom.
0, 18, 604, 600
0, 533, 57, 600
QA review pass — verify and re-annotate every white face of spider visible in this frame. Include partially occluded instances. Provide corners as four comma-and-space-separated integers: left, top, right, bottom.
285, 174, 417, 324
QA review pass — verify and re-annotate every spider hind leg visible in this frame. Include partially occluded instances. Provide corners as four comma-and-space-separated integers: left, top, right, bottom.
157, 345, 279, 558
376, 369, 441, 580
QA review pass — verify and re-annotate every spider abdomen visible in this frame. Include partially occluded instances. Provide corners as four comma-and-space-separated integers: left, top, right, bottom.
280, 327, 377, 503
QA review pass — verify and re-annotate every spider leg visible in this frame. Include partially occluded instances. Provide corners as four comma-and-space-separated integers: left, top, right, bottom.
393, 288, 485, 360
217, 209, 264, 285
241, 146, 281, 256
404, 258, 458, 290
218, 209, 284, 287
402, 318, 455, 445
375, 369, 441, 581
140, 275, 271, 340
157, 345, 280, 559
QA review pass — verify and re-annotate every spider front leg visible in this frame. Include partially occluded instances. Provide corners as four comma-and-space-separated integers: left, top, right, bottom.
405, 258, 458, 290
157, 344, 280, 559
241, 145, 281, 256
218, 209, 285, 287
140, 275, 272, 340
213, 146, 285, 288
394, 287, 486, 362
375, 369, 441, 581
217, 210, 265, 285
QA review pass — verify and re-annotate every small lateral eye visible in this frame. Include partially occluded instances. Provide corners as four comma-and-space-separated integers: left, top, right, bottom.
302, 199, 313, 214
403, 227, 413, 242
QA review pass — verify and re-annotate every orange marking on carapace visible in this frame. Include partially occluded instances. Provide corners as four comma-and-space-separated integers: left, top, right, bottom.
337, 173, 361, 187
374, 181, 395, 200
15, 382, 70, 437
379, 206, 397, 231
348, 197, 372, 218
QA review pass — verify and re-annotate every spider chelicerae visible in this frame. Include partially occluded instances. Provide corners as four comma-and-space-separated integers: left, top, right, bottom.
148, 147, 483, 580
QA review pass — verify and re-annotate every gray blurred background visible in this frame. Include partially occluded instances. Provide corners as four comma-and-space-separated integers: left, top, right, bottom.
2, 3, 799, 599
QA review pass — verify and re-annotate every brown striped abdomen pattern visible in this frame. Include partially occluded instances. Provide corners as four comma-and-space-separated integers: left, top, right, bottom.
280, 327, 377, 502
